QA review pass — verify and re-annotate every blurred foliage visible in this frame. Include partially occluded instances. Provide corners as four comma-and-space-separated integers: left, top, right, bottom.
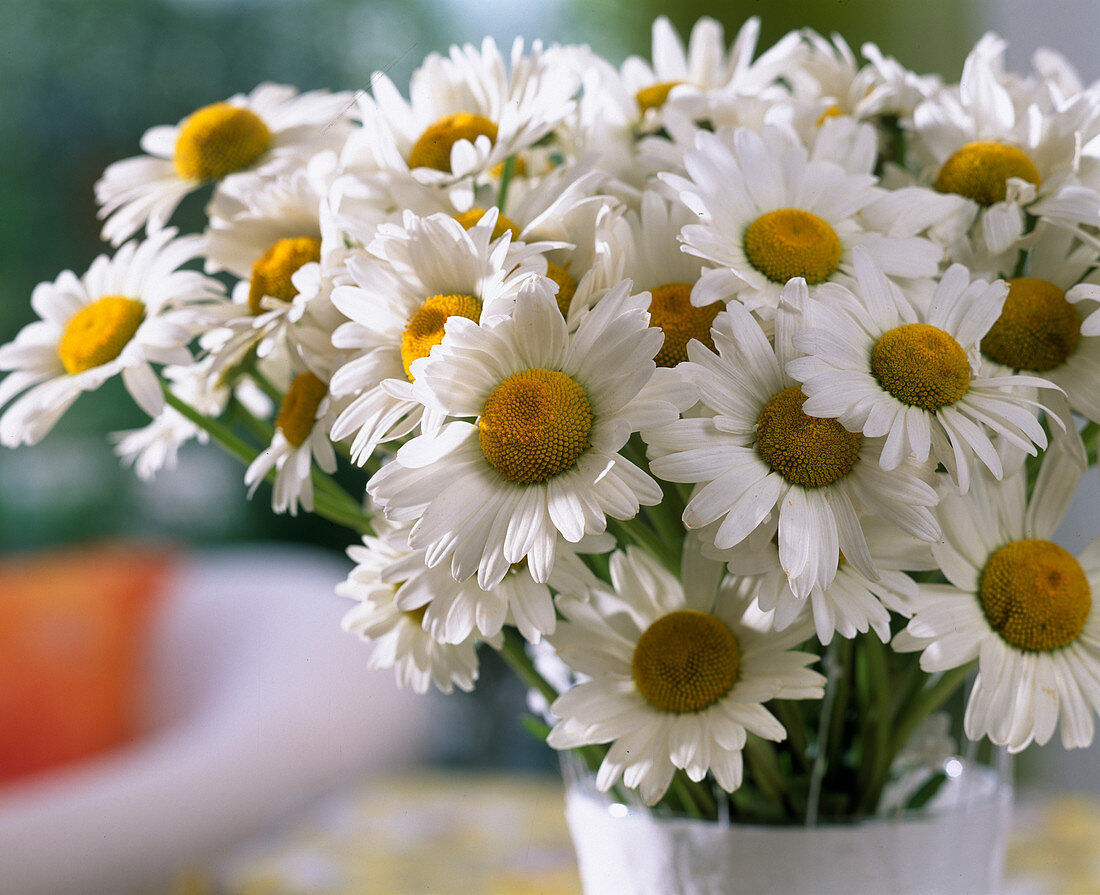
567, 0, 978, 80
0, 0, 976, 555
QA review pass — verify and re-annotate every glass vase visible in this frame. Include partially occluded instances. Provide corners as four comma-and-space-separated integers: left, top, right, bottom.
562, 755, 1013, 895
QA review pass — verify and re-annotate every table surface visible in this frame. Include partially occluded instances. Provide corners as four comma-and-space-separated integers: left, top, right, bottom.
157, 773, 1100, 895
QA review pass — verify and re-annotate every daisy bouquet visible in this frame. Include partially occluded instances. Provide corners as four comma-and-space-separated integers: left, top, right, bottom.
6, 18, 1100, 824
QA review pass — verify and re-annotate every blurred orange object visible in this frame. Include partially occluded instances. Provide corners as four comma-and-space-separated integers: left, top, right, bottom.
0, 543, 176, 785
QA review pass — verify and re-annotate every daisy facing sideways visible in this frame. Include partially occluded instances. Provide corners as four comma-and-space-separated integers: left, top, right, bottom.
788, 248, 1058, 493
547, 544, 825, 805
367, 278, 681, 589
339, 526, 496, 695
0, 228, 223, 447
898, 433, 1100, 752
96, 84, 353, 246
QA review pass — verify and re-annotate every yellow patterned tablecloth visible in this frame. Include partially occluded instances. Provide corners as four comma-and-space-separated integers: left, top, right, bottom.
158, 774, 1100, 895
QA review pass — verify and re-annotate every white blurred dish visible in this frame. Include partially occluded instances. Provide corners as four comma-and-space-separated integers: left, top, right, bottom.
0, 544, 433, 895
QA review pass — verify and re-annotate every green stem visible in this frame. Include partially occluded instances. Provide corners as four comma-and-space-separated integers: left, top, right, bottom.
248, 366, 285, 405
499, 627, 558, 705
162, 386, 373, 535
771, 701, 810, 774
605, 516, 679, 572
857, 633, 895, 814
743, 736, 790, 816
1082, 421, 1099, 467
669, 772, 706, 819
498, 628, 628, 802
890, 662, 976, 760
496, 155, 517, 212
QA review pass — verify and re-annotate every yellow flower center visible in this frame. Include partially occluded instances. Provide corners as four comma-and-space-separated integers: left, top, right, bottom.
478, 368, 592, 484
173, 103, 271, 181
981, 278, 1082, 372
636, 80, 685, 114
756, 386, 862, 488
408, 112, 498, 173
405, 604, 429, 626
934, 142, 1041, 206
632, 610, 740, 714
58, 296, 145, 375
871, 323, 972, 411
815, 104, 845, 127
648, 282, 721, 367
545, 262, 577, 318
743, 209, 843, 285
979, 539, 1091, 652
275, 371, 327, 448
452, 208, 519, 241
400, 293, 483, 381
490, 156, 528, 179
248, 236, 322, 315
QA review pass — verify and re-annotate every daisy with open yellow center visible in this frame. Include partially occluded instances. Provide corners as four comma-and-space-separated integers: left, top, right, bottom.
981, 278, 1081, 372
547, 546, 824, 805
909, 35, 1100, 255
478, 368, 593, 484
58, 296, 146, 375
976, 225, 1100, 425
934, 142, 1041, 207
663, 125, 943, 317
0, 228, 223, 448
173, 103, 272, 181
648, 282, 940, 602
96, 84, 352, 246
743, 209, 843, 286
351, 37, 578, 189
647, 283, 721, 367
902, 446, 1100, 753
789, 250, 1057, 493
245, 369, 338, 516
368, 280, 668, 590
409, 113, 498, 173
328, 211, 553, 467
400, 293, 483, 380
248, 237, 323, 315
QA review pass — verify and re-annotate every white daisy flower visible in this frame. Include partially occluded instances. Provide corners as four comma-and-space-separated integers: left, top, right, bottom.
910, 33, 1100, 254
367, 279, 673, 589
0, 229, 223, 447
95, 84, 353, 246
547, 545, 825, 805
619, 16, 801, 126
244, 367, 338, 516
109, 358, 251, 480
381, 531, 612, 645
327, 210, 556, 465
977, 224, 1100, 425
339, 530, 495, 695
647, 280, 940, 600
618, 190, 721, 368
715, 516, 936, 644
784, 30, 940, 131
899, 436, 1100, 752
789, 248, 1058, 493
347, 38, 577, 192
200, 162, 348, 376
662, 124, 944, 316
